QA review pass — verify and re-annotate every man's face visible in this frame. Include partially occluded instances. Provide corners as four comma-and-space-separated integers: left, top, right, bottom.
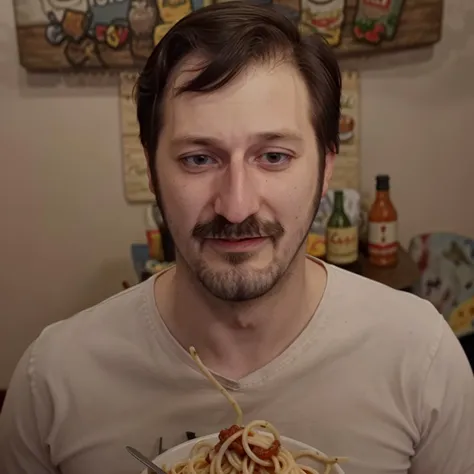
153, 57, 333, 301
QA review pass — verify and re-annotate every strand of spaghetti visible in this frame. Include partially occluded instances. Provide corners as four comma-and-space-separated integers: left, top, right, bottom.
271, 456, 281, 473
241, 420, 279, 467
322, 465, 332, 474
293, 450, 348, 466
188, 456, 206, 474
296, 466, 319, 474
190, 346, 243, 426
192, 442, 215, 456
186, 457, 197, 474
241, 455, 251, 474
212, 429, 245, 474
225, 450, 242, 470
277, 449, 298, 474
171, 461, 187, 474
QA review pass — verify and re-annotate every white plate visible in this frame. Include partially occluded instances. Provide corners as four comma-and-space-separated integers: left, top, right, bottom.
141, 432, 345, 474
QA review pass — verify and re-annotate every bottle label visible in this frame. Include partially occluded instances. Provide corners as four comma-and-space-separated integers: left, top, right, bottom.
368, 221, 398, 256
326, 227, 358, 264
146, 229, 163, 261
306, 233, 325, 258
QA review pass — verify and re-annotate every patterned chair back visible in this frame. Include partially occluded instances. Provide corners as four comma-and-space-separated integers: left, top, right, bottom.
408, 233, 474, 371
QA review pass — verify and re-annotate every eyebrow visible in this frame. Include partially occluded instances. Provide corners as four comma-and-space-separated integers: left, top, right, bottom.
170, 130, 304, 149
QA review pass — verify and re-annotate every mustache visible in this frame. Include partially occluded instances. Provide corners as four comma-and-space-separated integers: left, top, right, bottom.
192, 215, 284, 241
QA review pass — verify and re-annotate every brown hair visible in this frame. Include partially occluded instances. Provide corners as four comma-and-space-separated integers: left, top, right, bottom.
135, 1, 341, 193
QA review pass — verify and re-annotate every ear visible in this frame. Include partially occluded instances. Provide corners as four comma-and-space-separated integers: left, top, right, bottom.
321, 151, 336, 197
144, 149, 156, 196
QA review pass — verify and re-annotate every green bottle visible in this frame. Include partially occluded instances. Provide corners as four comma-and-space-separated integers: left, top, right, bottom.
326, 191, 359, 271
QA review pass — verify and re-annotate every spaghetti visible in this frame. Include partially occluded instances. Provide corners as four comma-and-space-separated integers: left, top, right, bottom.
165, 347, 347, 474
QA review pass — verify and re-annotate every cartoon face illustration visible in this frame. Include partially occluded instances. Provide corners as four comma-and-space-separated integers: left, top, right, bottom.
129, 0, 156, 36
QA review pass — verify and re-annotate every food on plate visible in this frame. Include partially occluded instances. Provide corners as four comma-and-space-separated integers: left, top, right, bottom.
163, 347, 347, 474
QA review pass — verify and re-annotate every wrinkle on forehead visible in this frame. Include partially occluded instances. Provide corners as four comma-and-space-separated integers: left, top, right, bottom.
162, 56, 313, 144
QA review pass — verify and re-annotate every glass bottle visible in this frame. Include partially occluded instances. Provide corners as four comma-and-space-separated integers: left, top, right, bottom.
368, 174, 398, 267
326, 190, 359, 271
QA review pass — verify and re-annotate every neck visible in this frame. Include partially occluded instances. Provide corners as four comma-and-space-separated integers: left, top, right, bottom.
155, 252, 327, 380
376, 190, 390, 200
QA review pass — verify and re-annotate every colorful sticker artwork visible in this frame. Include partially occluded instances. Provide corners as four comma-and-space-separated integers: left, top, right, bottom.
14, 0, 197, 69
14, 0, 441, 71
353, 0, 405, 45
299, 0, 346, 47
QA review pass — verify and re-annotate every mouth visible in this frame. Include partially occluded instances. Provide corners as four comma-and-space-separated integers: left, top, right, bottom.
204, 236, 269, 252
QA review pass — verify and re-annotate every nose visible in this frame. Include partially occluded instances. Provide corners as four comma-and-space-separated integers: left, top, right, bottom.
213, 159, 260, 223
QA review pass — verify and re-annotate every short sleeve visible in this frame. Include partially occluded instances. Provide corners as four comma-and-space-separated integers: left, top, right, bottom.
411, 319, 474, 474
0, 342, 58, 474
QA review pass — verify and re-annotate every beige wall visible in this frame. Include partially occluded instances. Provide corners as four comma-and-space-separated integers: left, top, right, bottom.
1, 0, 473, 387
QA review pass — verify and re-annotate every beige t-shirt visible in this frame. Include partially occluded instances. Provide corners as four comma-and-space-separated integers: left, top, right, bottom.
0, 262, 473, 474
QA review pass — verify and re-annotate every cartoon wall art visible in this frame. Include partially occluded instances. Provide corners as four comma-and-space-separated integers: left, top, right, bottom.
353, 0, 405, 45
13, 0, 444, 71
300, 0, 346, 47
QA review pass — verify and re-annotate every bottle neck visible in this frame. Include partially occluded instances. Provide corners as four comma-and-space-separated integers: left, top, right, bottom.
333, 194, 344, 211
375, 190, 391, 201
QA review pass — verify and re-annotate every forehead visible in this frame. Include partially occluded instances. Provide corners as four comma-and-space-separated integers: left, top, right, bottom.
162, 55, 312, 140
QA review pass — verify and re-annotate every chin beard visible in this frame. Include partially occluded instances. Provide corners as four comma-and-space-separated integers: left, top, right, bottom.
194, 259, 285, 302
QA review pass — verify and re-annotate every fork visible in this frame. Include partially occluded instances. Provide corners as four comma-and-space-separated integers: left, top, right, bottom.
126, 446, 167, 474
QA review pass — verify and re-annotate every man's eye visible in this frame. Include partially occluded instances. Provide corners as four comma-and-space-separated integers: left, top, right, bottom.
181, 155, 217, 167
259, 152, 291, 166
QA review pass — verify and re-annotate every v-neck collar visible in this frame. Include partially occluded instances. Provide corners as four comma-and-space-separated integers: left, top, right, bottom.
142, 257, 334, 390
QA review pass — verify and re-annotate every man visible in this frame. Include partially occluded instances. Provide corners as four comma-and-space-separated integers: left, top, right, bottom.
1, 2, 473, 473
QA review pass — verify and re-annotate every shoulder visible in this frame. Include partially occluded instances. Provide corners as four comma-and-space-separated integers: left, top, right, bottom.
324, 264, 448, 371
324, 265, 473, 423
1, 277, 163, 465
28, 277, 157, 384
326, 263, 443, 327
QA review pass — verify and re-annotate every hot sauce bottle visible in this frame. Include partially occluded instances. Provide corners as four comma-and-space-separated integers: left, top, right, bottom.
368, 175, 398, 267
